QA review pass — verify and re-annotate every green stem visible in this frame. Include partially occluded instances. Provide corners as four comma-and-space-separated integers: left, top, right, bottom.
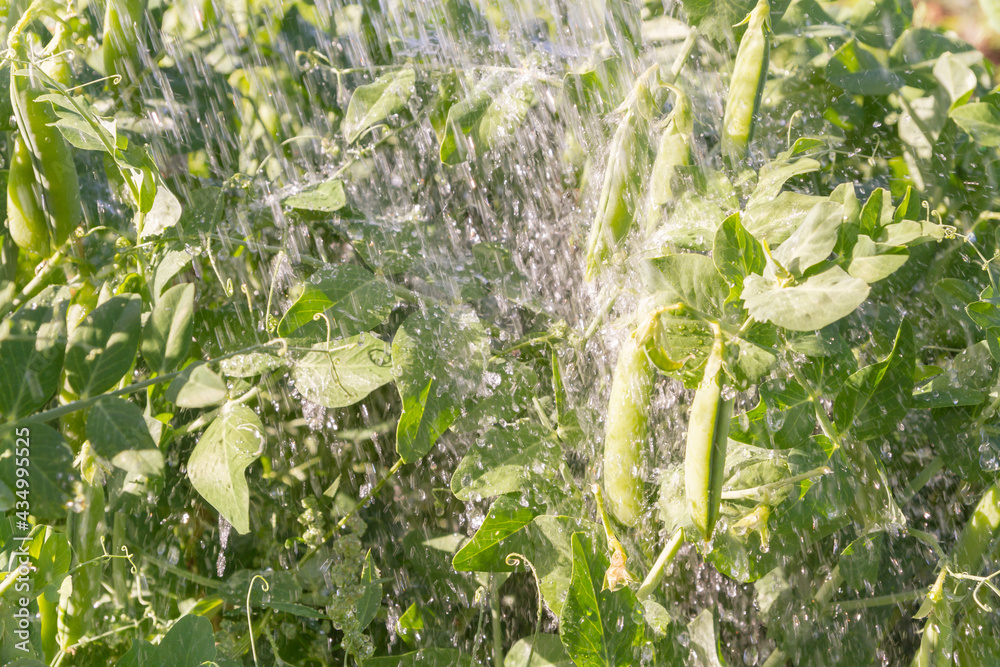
720, 466, 832, 501
336, 459, 405, 529
0, 247, 66, 320
637, 528, 684, 600
900, 455, 944, 505
1, 342, 281, 432
491, 575, 504, 667
833, 587, 928, 611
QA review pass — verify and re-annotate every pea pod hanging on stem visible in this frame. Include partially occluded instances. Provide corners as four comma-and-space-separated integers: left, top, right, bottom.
643, 82, 694, 234
584, 64, 659, 279
721, 0, 771, 169
685, 322, 733, 541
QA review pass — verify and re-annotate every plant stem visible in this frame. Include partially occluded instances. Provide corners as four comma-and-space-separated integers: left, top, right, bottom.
900, 455, 944, 504
637, 528, 684, 600
833, 587, 928, 611
1, 342, 280, 432
0, 248, 66, 320
336, 459, 405, 529
491, 575, 504, 667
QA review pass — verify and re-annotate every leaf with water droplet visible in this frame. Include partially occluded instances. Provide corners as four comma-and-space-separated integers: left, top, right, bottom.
291, 333, 393, 408
187, 403, 265, 534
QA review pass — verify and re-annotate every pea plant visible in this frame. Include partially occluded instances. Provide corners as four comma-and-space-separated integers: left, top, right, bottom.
1, 0, 1000, 664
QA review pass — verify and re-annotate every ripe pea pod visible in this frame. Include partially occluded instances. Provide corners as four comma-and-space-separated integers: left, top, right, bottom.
601, 323, 656, 527
6, 29, 83, 256
103, 0, 145, 94
721, 0, 771, 168
643, 82, 693, 233
684, 322, 733, 540
584, 65, 658, 279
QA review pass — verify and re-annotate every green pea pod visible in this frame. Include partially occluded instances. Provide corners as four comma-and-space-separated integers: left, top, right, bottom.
58, 483, 106, 652
103, 0, 145, 93
7, 39, 83, 256
685, 323, 733, 540
602, 326, 656, 527
584, 66, 657, 279
911, 570, 953, 667
644, 83, 693, 233
721, 0, 771, 168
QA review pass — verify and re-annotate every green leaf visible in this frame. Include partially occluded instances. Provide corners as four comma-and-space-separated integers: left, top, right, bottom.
452, 497, 590, 616
64, 294, 142, 398
681, 0, 757, 42
284, 179, 347, 212
772, 201, 843, 276
478, 78, 536, 150
451, 423, 562, 501
743, 266, 870, 331
687, 609, 728, 667
439, 76, 503, 164
165, 363, 228, 408
153, 614, 217, 666
392, 306, 487, 464
951, 103, 1000, 147
968, 301, 1000, 329
453, 359, 538, 431
640, 253, 728, 317
0, 286, 69, 419
743, 140, 826, 244
713, 212, 765, 299
142, 283, 195, 375
290, 333, 393, 408
506, 634, 573, 667
934, 278, 980, 326
357, 549, 382, 630
343, 68, 416, 143
277, 264, 395, 338
559, 532, 640, 667
826, 39, 902, 95
397, 602, 424, 647
87, 398, 164, 476
187, 404, 265, 534
840, 533, 884, 590
141, 180, 183, 240
152, 249, 195, 300
0, 424, 73, 520
847, 235, 909, 284
833, 320, 915, 441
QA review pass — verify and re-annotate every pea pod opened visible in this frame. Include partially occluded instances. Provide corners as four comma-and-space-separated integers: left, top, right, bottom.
685, 323, 732, 540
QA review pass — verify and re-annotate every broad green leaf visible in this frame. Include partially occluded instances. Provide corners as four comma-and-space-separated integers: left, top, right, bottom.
451, 423, 562, 501
934, 51, 977, 110
453, 359, 538, 431
165, 363, 228, 408
826, 39, 902, 95
0, 424, 73, 520
743, 266, 870, 331
478, 78, 536, 149
339, 216, 424, 275
343, 68, 416, 143
397, 603, 424, 647
840, 533, 884, 590
140, 180, 183, 240
87, 398, 164, 476
64, 294, 142, 398
506, 634, 573, 667
152, 249, 195, 300
392, 306, 487, 464
847, 235, 909, 284
968, 301, 1000, 329
439, 76, 503, 164
357, 550, 381, 630
833, 320, 914, 441
291, 333, 393, 408
772, 200, 843, 276
713, 212, 765, 299
934, 278, 980, 326
113, 640, 157, 667
277, 264, 395, 338
142, 283, 195, 375
187, 404, 265, 534
951, 103, 1000, 147
559, 532, 640, 667
154, 614, 217, 666
640, 253, 728, 317
563, 58, 627, 117
0, 286, 69, 419
453, 496, 590, 616
680, 0, 757, 42
743, 139, 826, 244
687, 609, 727, 667
284, 179, 347, 212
